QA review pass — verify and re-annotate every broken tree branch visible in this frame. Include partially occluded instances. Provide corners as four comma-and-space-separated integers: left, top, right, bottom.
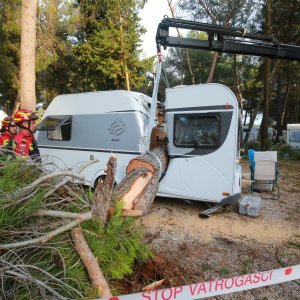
77, 159, 100, 174
0, 212, 92, 249
5, 270, 66, 300
71, 227, 113, 298
142, 279, 165, 292
93, 155, 117, 224
34, 209, 88, 219
24, 171, 85, 191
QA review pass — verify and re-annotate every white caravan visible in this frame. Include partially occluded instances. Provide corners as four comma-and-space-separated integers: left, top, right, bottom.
36, 90, 152, 185
287, 124, 300, 149
37, 84, 242, 205
157, 83, 242, 203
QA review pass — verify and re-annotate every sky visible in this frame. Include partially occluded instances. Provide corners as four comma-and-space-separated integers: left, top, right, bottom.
139, 0, 171, 58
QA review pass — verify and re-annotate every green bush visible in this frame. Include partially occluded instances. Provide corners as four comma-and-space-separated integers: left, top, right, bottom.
272, 144, 300, 160
242, 140, 300, 160
242, 139, 273, 153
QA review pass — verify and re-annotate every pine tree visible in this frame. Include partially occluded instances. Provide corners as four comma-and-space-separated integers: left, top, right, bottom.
73, 0, 151, 91
0, 0, 21, 113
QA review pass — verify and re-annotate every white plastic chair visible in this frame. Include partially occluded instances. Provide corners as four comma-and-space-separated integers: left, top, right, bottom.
251, 151, 279, 199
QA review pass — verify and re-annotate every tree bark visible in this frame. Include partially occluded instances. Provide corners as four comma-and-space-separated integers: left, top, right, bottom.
278, 79, 290, 139
244, 97, 263, 144
119, 3, 130, 91
261, 0, 272, 150
93, 155, 117, 225
20, 0, 38, 111
233, 54, 243, 111
113, 143, 168, 214
12, 101, 21, 116
71, 227, 113, 298
206, 52, 219, 83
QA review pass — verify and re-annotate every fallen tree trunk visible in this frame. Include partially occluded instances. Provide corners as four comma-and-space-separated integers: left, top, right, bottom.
113, 143, 168, 214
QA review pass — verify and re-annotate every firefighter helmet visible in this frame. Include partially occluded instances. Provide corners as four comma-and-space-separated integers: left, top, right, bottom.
1, 116, 16, 127
14, 109, 38, 124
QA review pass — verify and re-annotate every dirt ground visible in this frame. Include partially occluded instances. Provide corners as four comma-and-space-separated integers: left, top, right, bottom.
127, 159, 300, 299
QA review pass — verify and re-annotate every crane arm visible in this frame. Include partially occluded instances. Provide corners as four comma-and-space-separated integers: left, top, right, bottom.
156, 17, 300, 61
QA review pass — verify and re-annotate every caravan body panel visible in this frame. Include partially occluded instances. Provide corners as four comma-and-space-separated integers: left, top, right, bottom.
287, 124, 300, 149
158, 83, 241, 202
37, 90, 151, 185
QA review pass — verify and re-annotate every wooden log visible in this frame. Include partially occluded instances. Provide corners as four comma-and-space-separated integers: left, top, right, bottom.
113, 143, 168, 214
71, 227, 113, 298
93, 155, 117, 224
121, 171, 152, 209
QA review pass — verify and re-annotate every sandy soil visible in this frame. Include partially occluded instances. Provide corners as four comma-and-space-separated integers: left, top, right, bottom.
128, 159, 300, 299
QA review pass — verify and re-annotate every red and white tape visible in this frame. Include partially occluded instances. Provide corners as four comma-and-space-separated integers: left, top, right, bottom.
100, 264, 300, 300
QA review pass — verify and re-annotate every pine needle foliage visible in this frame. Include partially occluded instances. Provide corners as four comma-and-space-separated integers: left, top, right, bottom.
0, 159, 46, 227
0, 188, 46, 228
0, 159, 41, 192
0, 159, 153, 298
2, 206, 153, 298
83, 202, 153, 281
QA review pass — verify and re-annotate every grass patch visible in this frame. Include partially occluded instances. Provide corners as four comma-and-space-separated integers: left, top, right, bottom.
239, 258, 253, 275
219, 267, 231, 277
201, 263, 211, 272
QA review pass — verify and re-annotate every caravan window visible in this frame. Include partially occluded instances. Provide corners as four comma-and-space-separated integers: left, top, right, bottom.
37, 115, 72, 141
174, 114, 220, 148
290, 130, 300, 142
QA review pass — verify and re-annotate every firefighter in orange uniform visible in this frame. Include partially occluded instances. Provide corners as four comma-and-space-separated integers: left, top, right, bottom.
13, 109, 40, 159
0, 116, 18, 150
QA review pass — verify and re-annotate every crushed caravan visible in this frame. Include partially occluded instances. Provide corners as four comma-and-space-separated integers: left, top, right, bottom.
287, 124, 300, 149
36, 83, 242, 205
157, 83, 242, 203
36, 90, 152, 185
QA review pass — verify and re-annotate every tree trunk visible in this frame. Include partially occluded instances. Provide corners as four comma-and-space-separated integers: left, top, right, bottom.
20, 0, 38, 111
260, 0, 272, 150
278, 80, 290, 140
206, 52, 219, 83
243, 96, 251, 126
244, 97, 263, 144
233, 54, 243, 111
119, 5, 130, 91
113, 143, 168, 214
12, 101, 21, 117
